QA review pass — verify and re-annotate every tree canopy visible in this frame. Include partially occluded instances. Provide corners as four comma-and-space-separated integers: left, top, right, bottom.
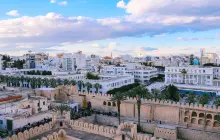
164, 84, 180, 102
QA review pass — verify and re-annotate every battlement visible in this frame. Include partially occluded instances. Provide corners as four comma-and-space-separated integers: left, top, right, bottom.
76, 91, 220, 113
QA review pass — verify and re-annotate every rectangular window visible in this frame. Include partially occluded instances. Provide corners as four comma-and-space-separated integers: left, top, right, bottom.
0, 120, 3, 124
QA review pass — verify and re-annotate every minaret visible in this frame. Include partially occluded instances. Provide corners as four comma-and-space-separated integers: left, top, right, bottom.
111, 52, 113, 58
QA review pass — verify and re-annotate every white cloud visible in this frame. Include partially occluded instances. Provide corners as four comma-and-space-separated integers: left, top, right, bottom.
118, 0, 220, 16
91, 44, 100, 47
1, 12, 220, 56
50, 0, 56, 3
6, 10, 19, 17
58, 1, 68, 6
117, 0, 126, 8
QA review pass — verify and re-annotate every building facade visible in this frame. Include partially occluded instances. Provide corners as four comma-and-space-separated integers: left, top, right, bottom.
165, 66, 220, 87
62, 52, 86, 72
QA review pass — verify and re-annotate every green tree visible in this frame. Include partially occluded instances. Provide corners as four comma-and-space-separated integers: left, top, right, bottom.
43, 78, 49, 88
50, 78, 57, 88
85, 82, 92, 93
128, 85, 151, 128
181, 69, 187, 84
190, 54, 194, 65
55, 104, 70, 115
214, 97, 220, 106
110, 92, 127, 125
57, 78, 63, 86
94, 83, 100, 93
20, 76, 24, 87
151, 88, 161, 101
77, 81, 83, 91
86, 72, 100, 80
164, 84, 180, 102
30, 78, 37, 89
186, 92, 197, 104
70, 80, 76, 86
36, 78, 42, 88
198, 93, 210, 105
64, 79, 70, 86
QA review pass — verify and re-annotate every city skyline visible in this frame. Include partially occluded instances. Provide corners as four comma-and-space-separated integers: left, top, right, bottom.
1, 0, 220, 56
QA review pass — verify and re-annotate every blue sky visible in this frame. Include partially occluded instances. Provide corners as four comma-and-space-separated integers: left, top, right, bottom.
1, 0, 220, 56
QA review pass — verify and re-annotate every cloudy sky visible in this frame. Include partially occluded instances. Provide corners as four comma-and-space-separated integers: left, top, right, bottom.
1, 0, 220, 57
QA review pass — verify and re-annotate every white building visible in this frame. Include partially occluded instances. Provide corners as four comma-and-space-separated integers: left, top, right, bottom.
79, 75, 134, 94
62, 51, 86, 72
0, 96, 50, 131
101, 64, 158, 84
165, 66, 220, 87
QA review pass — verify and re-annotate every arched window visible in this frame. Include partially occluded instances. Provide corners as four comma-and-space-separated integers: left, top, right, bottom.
108, 102, 111, 106
191, 118, 197, 124
103, 101, 106, 106
199, 113, 205, 118
192, 112, 197, 117
206, 114, 212, 119
113, 102, 116, 107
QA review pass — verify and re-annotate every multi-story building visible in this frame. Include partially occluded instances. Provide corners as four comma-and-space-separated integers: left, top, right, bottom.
62, 51, 86, 72
79, 75, 134, 94
101, 64, 158, 84
23, 52, 49, 69
201, 52, 219, 65
86, 55, 100, 72
165, 66, 220, 87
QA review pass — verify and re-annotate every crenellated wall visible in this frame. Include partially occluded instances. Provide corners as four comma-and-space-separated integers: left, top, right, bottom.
75, 92, 220, 133
6, 122, 53, 140
40, 129, 67, 140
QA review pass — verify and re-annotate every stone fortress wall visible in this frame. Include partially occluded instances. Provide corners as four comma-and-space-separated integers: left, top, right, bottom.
6, 122, 53, 140
72, 92, 220, 140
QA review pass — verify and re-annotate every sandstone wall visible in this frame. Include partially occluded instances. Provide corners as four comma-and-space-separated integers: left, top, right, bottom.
7, 122, 53, 140
178, 127, 220, 140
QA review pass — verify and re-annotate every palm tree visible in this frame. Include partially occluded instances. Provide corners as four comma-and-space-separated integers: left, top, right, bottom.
151, 88, 161, 101
85, 82, 92, 93
55, 104, 70, 115
70, 80, 76, 86
43, 78, 49, 88
94, 83, 100, 93
5, 76, 9, 86
97, 65, 102, 73
64, 79, 70, 86
26, 77, 31, 88
0, 75, 4, 83
50, 78, 57, 88
77, 81, 83, 92
181, 69, 187, 84
110, 92, 127, 124
30, 78, 37, 89
15, 76, 20, 87
36, 78, 42, 88
57, 78, 63, 86
20, 76, 24, 87
128, 85, 151, 128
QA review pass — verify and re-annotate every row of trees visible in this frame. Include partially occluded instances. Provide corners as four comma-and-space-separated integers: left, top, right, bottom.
110, 84, 178, 129
0, 75, 76, 89
184, 91, 215, 106
25, 70, 52, 75
77, 80, 101, 93
0, 75, 103, 94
